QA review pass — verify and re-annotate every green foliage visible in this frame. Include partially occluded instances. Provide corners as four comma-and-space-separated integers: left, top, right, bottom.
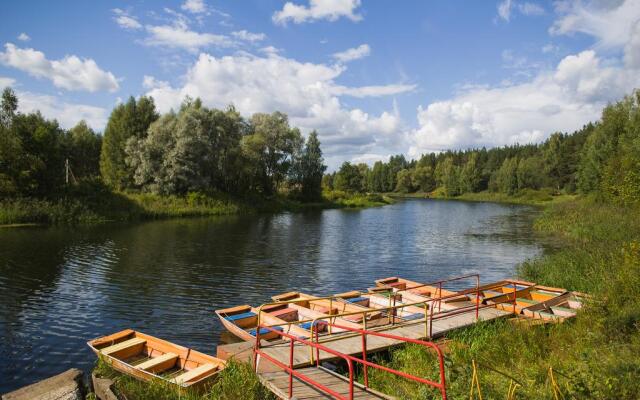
394, 169, 413, 193
289, 131, 327, 201
334, 161, 364, 192
100, 96, 159, 190
494, 157, 519, 195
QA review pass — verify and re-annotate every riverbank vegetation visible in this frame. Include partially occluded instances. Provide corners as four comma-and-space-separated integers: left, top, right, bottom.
324, 91, 640, 209
0, 88, 333, 225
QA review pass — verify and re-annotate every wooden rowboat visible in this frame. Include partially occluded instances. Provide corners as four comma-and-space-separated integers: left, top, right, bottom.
88, 329, 225, 389
521, 291, 585, 321
335, 290, 428, 324
375, 277, 459, 299
215, 304, 312, 342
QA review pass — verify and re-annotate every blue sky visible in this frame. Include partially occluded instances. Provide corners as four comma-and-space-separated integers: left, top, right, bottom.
1, 0, 639, 168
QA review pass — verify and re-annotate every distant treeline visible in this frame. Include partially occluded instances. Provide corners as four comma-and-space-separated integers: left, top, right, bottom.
0, 89, 326, 202
324, 91, 640, 206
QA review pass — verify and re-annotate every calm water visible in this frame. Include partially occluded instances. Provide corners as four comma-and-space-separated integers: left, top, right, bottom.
0, 199, 541, 392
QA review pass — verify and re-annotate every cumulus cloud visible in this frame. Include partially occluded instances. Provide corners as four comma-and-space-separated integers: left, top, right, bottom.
17, 33, 30, 42
332, 44, 370, 63
231, 30, 266, 43
112, 9, 142, 30
144, 21, 233, 52
17, 90, 108, 129
143, 51, 412, 161
0, 76, 16, 88
0, 43, 119, 92
497, 0, 544, 22
273, 0, 363, 25
550, 0, 640, 48
181, 0, 207, 14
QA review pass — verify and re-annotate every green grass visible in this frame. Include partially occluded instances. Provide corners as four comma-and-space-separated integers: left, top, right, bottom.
322, 190, 394, 208
93, 358, 275, 400
366, 198, 640, 399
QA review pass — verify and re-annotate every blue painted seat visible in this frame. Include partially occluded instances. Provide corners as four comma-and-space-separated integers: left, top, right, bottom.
248, 326, 283, 337
225, 312, 256, 322
402, 313, 424, 321
345, 297, 369, 304
299, 321, 325, 330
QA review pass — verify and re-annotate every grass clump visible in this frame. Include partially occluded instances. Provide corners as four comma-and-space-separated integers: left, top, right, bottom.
323, 190, 393, 208
93, 358, 275, 400
368, 198, 640, 399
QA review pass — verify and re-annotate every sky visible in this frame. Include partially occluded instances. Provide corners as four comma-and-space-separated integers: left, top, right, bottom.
1, 0, 639, 168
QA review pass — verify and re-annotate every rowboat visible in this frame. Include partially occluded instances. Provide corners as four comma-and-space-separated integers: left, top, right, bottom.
375, 277, 459, 299
521, 291, 585, 321
215, 304, 311, 342
335, 290, 428, 323
88, 329, 225, 389
271, 291, 383, 325
486, 285, 566, 313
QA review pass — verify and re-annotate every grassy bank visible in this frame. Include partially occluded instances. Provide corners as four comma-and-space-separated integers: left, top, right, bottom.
92, 358, 274, 400
0, 186, 394, 227
364, 198, 640, 399
389, 188, 576, 207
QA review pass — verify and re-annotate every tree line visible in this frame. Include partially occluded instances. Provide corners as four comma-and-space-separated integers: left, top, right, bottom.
0, 88, 326, 202
324, 90, 640, 206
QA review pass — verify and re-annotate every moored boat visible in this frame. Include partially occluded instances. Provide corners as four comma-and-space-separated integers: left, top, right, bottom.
521, 291, 585, 321
87, 329, 225, 389
215, 304, 312, 342
335, 290, 428, 323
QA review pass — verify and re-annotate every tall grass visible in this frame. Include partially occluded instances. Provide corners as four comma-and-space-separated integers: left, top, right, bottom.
93, 358, 275, 400
366, 198, 640, 399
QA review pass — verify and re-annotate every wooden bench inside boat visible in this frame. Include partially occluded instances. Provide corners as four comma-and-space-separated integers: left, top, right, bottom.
100, 338, 146, 357
172, 363, 218, 385
136, 352, 178, 372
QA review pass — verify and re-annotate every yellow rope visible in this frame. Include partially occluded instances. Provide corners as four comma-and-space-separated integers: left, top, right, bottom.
470, 359, 483, 400
507, 379, 520, 400
548, 367, 564, 400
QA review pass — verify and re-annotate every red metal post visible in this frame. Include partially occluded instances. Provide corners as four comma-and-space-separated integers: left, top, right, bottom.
475, 275, 480, 320
438, 282, 442, 312
289, 339, 294, 398
512, 283, 517, 314
362, 331, 368, 387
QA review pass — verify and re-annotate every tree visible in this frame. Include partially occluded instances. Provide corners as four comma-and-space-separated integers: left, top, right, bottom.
66, 121, 101, 179
411, 166, 435, 192
459, 153, 481, 194
290, 131, 327, 201
1, 87, 18, 128
436, 157, 460, 196
496, 157, 519, 195
242, 112, 303, 195
395, 169, 413, 193
334, 162, 363, 192
517, 157, 546, 190
100, 96, 159, 190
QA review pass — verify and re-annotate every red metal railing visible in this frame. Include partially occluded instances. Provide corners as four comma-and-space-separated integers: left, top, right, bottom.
254, 325, 355, 399
312, 321, 448, 400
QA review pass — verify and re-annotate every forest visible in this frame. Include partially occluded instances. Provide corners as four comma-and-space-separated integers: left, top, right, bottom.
0, 88, 327, 223
325, 90, 640, 207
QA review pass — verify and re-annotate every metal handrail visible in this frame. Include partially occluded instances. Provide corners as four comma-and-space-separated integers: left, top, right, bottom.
253, 325, 355, 399
312, 321, 448, 400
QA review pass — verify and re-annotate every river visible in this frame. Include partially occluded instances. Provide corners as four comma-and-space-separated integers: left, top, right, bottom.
0, 198, 541, 392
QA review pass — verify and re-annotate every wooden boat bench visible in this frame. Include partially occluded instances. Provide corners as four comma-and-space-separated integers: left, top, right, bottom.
136, 352, 178, 372
172, 363, 217, 385
100, 338, 146, 357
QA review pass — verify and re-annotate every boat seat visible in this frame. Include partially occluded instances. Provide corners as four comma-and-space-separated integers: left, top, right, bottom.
483, 290, 504, 298
248, 326, 283, 337
401, 313, 424, 321
344, 297, 369, 305
172, 363, 217, 385
136, 352, 178, 372
517, 298, 539, 305
100, 338, 146, 356
225, 312, 256, 322
299, 321, 326, 331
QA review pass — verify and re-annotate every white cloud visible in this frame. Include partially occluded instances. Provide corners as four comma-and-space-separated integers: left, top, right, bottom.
17, 33, 30, 42
0, 43, 119, 92
332, 44, 370, 63
17, 91, 108, 129
144, 51, 412, 161
231, 30, 266, 42
144, 21, 233, 52
181, 0, 206, 14
0, 76, 16, 88
273, 0, 363, 25
332, 83, 416, 98
550, 0, 640, 48
497, 0, 545, 21
112, 9, 142, 30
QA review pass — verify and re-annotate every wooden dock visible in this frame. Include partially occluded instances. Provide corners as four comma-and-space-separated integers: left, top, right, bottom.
256, 306, 508, 369
258, 366, 392, 399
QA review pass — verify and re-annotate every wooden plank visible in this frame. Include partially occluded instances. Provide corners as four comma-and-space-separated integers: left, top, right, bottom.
136, 352, 178, 373
259, 366, 391, 399
172, 363, 217, 385
100, 338, 146, 356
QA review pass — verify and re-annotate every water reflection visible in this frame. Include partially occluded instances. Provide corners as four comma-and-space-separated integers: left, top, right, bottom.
0, 199, 540, 392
